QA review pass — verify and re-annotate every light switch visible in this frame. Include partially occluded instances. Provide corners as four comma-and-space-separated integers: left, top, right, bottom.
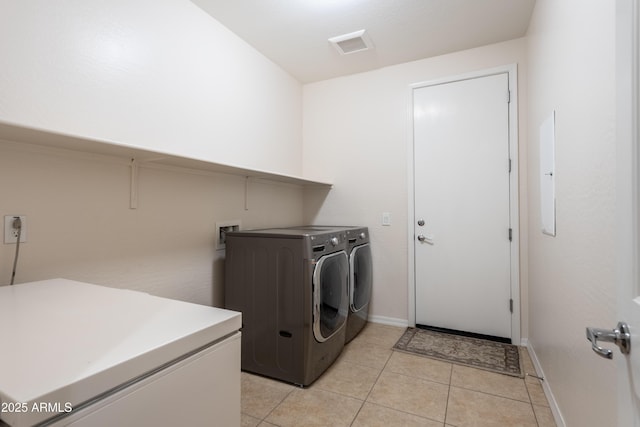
382, 212, 391, 226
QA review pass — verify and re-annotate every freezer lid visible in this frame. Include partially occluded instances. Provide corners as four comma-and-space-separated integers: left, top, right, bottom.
0, 279, 241, 427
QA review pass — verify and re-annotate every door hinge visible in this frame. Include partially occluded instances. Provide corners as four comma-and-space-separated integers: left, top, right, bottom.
508, 158, 512, 173
509, 298, 514, 313
508, 228, 513, 241
507, 90, 511, 104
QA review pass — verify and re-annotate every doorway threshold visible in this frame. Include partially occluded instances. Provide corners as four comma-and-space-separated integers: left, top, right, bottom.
416, 324, 511, 344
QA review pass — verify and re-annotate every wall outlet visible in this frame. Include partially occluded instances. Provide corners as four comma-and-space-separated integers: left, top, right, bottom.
4, 215, 27, 244
215, 220, 241, 250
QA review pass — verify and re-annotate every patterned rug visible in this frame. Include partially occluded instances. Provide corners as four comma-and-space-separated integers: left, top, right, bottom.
393, 327, 523, 377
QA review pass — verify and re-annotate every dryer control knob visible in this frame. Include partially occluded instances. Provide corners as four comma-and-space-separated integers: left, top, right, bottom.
359, 232, 366, 240
330, 237, 339, 246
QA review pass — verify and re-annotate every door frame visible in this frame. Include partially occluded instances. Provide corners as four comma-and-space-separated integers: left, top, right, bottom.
407, 65, 521, 344
616, 0, 640, 424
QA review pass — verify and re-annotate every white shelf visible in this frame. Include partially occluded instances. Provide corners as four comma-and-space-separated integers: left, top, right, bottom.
0, 120, 332, 188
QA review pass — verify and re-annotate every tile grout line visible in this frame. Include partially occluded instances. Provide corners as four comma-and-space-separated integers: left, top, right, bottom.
444, 361, 454, 426
381, 363, 452, 387
347, 341, 395, 426
521, 346, 550, 427
522, 371, 542, 427
354, 343, 450, 425
449, 383, 537, 405
257, 381, 297, 425
388, 328, 456, 425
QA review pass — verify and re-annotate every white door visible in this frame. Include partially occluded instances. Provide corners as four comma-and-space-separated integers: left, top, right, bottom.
615, 1, 640, 425
414, 73, 512, 339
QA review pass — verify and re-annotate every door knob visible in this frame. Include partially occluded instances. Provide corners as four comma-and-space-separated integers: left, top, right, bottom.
417, 234, 434, 245
586, 322, 630, 359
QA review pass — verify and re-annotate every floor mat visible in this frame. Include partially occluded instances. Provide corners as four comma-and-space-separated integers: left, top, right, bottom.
392, 327, 522, 377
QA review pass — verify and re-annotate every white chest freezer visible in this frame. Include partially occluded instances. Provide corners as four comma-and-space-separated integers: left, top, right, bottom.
0, 279, 241, 427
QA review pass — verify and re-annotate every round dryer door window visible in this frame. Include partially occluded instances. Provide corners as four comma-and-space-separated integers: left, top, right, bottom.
312, 251, 349, 342
350, 243, 372, 312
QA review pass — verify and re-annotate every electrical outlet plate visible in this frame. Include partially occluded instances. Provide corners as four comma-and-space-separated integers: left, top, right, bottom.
382, 212, 391, 226
215, 220, 241, 250
4, 215, 27, 244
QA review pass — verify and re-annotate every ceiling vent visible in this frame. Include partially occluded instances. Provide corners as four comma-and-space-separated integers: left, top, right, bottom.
328, 30, 374, 55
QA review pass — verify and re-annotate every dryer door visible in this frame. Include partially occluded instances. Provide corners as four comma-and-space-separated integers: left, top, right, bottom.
313, 251, 349, 342
350, 244, 372, 312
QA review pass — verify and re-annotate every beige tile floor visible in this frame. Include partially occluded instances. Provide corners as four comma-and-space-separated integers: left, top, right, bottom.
241, 323, 557, 427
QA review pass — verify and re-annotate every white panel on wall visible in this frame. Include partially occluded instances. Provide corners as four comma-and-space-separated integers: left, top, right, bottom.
539, 111, 555, 236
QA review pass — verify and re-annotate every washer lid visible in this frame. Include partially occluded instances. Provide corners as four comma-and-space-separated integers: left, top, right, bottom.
0, 279, 241, 427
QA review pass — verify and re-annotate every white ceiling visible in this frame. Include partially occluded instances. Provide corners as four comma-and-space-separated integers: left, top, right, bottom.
190, 0, 536, 84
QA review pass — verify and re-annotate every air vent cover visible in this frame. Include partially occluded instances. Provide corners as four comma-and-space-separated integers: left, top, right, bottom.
328, 30, 374, 55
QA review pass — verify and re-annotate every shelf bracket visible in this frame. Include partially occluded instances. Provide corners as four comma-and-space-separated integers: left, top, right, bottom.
244, 176, 250, 211
130, 158, 139, 209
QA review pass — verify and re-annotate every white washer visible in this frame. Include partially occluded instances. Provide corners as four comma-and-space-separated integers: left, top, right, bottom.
0, 279, 241, 427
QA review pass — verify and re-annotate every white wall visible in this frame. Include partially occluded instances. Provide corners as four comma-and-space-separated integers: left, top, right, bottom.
526, 1, 617, 426
0, 140, 304, 305
0, 0, 302, 176
303, 38, 528, 326
0, 0, 309, 305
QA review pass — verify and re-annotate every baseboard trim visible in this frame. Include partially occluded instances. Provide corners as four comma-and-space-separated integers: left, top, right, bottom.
368, 315, 409, 328
526, 340, 566, 427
